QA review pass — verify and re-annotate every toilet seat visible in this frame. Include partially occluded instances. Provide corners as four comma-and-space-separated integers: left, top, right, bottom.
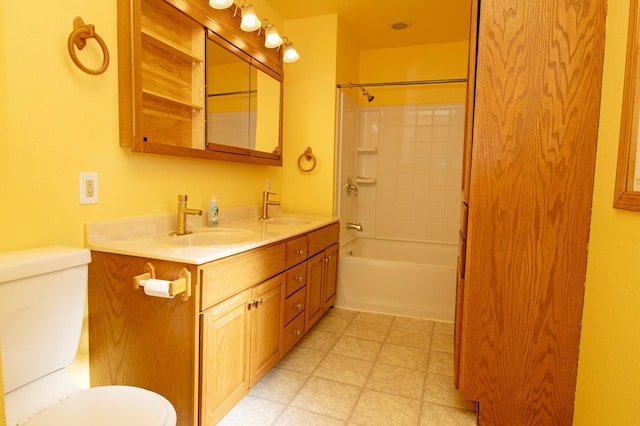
23, 385, 177, 426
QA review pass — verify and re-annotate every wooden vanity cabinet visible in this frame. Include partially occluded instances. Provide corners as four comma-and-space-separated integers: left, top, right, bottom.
454, 1, 606, 424
89, 221, 339, 426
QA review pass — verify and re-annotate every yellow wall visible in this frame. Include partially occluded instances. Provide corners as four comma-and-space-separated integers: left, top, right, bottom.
358, 42, 468, 105
281, 15, 339, 215
574, 0, 640, 423
0, 1, 293, 254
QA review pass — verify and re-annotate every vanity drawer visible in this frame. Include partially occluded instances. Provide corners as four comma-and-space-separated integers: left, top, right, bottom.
200, 243, 286, 310
283, 313, 305, 352
284, 287, 306, 324
285, 236, 308, 269
285, 263, 307, 296
307, 222, 340, 257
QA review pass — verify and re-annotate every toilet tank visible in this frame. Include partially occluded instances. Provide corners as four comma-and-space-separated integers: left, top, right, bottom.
0, 246, 91, 393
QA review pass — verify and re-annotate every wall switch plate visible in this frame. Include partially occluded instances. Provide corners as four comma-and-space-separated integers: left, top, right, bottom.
80, 172, 99, 204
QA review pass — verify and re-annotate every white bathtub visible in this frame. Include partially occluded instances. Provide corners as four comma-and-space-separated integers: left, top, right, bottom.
335, 238, 457, 321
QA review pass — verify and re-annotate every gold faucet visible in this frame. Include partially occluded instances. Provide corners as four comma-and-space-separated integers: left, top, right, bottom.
171, 195, 202, 235
259, 191, 280, 220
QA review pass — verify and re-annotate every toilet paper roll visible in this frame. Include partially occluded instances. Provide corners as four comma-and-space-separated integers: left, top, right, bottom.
143, 278, 174, 299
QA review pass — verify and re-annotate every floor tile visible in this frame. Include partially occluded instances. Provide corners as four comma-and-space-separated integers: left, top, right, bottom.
275, 406, 346, 426
325, 307, 359, 320
386, 326, 432, 349
290, 377, 361, 420
314, 314, 353, 334
313, 353, 373, 387
343, 320, 390, 342
365, 363, 425, 400
218, 395, 286, 426
298, 329, 341, 352
420, 402, 477, 426
427, 350, 454, 377
393, 316, 436, 332
377, 343, 429, 371
431, 332, 454, 353
354, 311, 396, 326
350, 389, 421, 425
433, 321, 454, 335
277, 346, 326, 374
248, 367, 309, 404
330, 335, 382, 361
423, 373, 476, 412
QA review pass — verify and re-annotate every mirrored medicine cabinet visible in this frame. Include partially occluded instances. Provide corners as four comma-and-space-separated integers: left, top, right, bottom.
117, 0, 283, 166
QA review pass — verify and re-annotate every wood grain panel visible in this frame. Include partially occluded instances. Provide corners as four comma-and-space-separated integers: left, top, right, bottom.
307, 223, 340, 257
200, 243, 285, 309
459, 0, 606, 424
88, 251, 200, 426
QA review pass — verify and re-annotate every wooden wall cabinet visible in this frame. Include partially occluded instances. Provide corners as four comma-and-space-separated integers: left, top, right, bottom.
117, 0, 284, 166
454, 1, 606, 424
89, 222, 339, 425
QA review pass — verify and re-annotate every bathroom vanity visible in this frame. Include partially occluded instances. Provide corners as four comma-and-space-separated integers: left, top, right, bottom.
86, 212, 339, 425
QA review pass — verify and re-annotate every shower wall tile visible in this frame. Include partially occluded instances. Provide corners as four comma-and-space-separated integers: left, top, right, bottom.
356, 103, 464, 244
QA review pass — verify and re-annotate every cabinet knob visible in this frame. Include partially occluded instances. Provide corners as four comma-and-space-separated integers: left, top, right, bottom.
293, 330, 301, 336
294, 303, 303, 310
257, 298, 263, 307
295, 276, 303, 282
295, 249, 304, 256
247, 299, 255, 310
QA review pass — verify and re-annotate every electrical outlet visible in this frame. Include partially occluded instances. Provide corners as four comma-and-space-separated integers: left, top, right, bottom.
80, 172, 99, 204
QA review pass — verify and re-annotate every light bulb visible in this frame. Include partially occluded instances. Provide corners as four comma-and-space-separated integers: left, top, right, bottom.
264, 25, 283, 48
209, 0, 233, 9
283, 41, 300, 63
240, 6, 261, 32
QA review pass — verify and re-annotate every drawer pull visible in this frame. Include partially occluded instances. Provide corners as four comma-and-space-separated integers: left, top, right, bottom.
295, 249, 305, 256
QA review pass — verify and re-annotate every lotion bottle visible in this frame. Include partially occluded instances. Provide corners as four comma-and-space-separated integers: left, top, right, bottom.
208, 195, 219, 226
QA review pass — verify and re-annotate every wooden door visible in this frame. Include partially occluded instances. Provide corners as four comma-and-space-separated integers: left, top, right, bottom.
459, 0, 606, 424
200, 289, 251, 426
323, 244, 339, 310
305, 253, 325, 331
250, 275, 284, 386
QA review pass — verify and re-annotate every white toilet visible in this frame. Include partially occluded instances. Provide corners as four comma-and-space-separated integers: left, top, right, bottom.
0, 246, 177, 425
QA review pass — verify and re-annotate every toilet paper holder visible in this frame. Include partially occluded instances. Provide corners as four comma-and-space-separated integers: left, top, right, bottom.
133, 263, 192, 301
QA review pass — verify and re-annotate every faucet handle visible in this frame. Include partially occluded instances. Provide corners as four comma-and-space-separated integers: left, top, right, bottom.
178, 194, 187, 202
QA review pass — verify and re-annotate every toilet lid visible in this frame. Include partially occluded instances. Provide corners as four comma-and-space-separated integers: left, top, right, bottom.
24, 385, 177, 426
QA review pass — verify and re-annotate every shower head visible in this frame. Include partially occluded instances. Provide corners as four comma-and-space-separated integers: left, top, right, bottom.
361, 87, 375, 102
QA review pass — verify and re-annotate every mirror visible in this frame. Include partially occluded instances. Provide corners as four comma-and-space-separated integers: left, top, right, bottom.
615, 0, 640, 210
205, 32, 282, 160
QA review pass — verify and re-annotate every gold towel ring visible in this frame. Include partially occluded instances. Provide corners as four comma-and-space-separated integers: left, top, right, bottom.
298, 146, 317, 172
68, 17, 110, 75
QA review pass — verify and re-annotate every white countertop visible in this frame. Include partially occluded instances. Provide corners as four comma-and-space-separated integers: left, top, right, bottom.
85, 206, 339, 265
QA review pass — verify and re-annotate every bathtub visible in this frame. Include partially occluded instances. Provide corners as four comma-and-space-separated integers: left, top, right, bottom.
335, 238, 457, 321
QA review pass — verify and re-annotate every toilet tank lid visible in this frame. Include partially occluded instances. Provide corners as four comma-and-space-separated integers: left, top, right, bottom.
0, 246, 91, 284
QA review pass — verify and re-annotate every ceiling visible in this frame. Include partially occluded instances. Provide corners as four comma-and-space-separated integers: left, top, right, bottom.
265, 0, 473, 50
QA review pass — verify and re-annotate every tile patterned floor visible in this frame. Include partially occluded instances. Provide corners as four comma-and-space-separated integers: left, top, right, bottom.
219, 308, 477, 425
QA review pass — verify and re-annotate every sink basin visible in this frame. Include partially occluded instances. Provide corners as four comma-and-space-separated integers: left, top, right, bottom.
265, 217, 311, 225
160, 228, 259, 246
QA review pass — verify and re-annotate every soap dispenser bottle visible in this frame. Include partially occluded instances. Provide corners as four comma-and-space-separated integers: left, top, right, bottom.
208, 195, 219, 226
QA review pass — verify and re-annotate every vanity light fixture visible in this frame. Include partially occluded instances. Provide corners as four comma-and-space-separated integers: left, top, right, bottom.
263, 22, 283, 48
239, 4, 261, 32
282, 38, 300, 63
209, 0, 234, 9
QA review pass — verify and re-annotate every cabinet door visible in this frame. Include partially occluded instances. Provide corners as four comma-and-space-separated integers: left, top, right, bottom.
323, 244, 339, 310
305, 253, 325, 331
250, 275, 284, 386
200, 289, 251, 426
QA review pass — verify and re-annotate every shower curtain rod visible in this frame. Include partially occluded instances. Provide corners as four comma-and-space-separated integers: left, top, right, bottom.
337, 78, 467, 88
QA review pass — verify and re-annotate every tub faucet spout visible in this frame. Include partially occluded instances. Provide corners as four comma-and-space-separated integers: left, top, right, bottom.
347, 222, 363, 232
172, 194, 202, 236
